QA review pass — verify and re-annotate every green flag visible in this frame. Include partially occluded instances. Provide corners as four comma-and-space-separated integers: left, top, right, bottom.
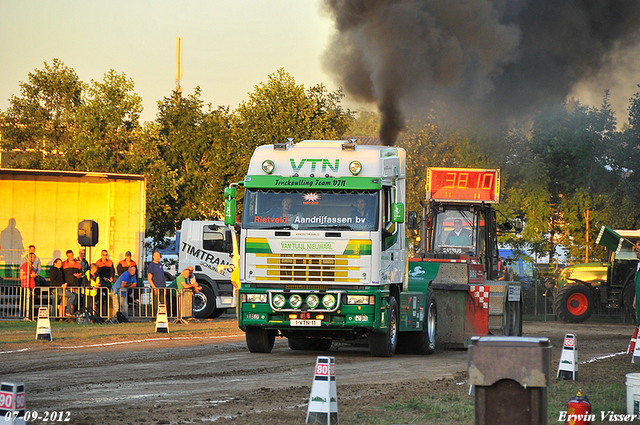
595, 225, 624, 254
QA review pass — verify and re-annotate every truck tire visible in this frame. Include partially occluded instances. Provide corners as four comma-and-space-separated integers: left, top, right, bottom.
554, 284, 594, 323
624, 283, 637, 323
503, 298, 522, 336
397, 289, 437, 355
246, 327, 276, 353
288, 338, 332, 351
368, 296, 399, 357
192, 284, 215, 319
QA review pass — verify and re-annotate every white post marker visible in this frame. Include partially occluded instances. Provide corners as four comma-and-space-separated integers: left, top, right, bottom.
0, 381, 25, 425
306, 356, 337, 425
155, 304, 170, 333
156, 304, 169, 334
557, 333, 578, 380
35, 307, 52, 341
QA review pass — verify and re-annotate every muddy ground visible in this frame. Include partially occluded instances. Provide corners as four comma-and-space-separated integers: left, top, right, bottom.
0, 319, 636, 424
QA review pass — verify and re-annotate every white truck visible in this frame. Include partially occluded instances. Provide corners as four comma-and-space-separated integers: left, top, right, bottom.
225, 139, 436, 357
148, 220, 237, 319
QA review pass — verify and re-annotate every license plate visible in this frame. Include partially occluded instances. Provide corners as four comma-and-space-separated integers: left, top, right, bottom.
290, 319, 321, 327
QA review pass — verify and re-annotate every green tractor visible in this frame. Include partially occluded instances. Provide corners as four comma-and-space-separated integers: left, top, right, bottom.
553, 228, 640, 323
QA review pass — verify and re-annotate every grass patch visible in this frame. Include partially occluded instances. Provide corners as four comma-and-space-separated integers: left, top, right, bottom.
0, 317, 240, 348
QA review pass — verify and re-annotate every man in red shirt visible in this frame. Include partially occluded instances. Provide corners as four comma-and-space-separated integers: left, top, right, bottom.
19, 252, 37, 319
116, 251, 138, 276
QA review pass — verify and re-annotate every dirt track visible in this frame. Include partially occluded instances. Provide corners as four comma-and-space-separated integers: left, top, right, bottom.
0, 319, 635, 424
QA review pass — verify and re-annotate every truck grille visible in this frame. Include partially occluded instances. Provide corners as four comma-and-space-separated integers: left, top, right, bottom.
251, 253, 363, 283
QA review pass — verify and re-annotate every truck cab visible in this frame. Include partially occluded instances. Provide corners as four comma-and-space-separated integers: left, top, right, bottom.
177, 220, 237, 318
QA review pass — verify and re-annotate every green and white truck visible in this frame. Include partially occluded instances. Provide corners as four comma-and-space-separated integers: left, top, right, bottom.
225, 139, 436, 357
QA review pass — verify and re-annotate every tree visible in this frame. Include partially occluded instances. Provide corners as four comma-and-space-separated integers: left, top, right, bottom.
0, 59, 81, 161
142, 89, 234, 240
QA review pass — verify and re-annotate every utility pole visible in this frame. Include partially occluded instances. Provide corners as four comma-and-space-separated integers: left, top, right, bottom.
584, 209, 589, 263
175, 36, 183, 94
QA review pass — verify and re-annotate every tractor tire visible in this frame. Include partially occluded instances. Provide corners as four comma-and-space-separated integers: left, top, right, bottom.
623, 283, 637, 323
368, 296, 399, 357
245, 327, 276, 353
287, 338, 333, 351
397, 289, 437, 354
554, 283, 595, 323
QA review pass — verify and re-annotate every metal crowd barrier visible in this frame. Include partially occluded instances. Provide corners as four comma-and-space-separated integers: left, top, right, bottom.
0, 286, 193, 322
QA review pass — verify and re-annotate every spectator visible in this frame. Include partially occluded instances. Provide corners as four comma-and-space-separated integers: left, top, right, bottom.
19, 252, 37, 290
116, 251, 138, 276
112, 265, 137, 317
19, 253, 36, 319
96, 250, 115, 288
171, 267, 201, 293
26, 245, 46, 286
76, 248, 89, 276
62, 250, 82, 313
83, 263, 101, 312
49, 258, 77, 317
147, 251, 167, 310
62, 250, 82, 287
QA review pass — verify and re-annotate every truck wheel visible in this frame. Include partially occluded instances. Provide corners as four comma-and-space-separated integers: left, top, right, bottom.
623, 283, 637, 323
288, 338, 332, 351
503, 298, 522, 336
246, 327, 276, 353
397, 290, 437, 355
554, 284, 594, 323
368, 296, 399, 357
192, 285, 215, 319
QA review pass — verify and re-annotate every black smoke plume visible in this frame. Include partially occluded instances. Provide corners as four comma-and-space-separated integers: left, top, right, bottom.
322, 0, 640, 145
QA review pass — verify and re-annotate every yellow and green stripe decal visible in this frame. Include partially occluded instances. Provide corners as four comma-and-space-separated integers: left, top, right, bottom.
246, 237, 272, 254
342, 239, 372, 255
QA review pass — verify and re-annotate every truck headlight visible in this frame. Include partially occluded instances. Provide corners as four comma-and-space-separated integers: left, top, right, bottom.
289, 294, 302, 308
347, 295, 371, 305
349, 161, 362, 175
247, 294, 267, 303
272, 294, 286, 308
306, 294, 320, 309
262, 160, 275, 174
322, 294, 336, 309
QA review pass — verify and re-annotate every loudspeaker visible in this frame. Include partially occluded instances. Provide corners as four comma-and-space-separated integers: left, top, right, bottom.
78, 220, 99, 247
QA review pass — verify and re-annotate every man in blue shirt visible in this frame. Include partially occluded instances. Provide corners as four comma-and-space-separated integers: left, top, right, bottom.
147, 251, 167, 314
112, 265, 137, 317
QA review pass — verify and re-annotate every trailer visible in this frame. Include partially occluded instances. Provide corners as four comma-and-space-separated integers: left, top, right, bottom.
0, 168, 146, 281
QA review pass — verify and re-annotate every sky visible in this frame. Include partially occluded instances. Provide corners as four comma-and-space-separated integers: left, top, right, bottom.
1, 1, 638, 129
0, 0, 359, 123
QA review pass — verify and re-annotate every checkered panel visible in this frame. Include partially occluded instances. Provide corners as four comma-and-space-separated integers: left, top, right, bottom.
469, 285, 489, 309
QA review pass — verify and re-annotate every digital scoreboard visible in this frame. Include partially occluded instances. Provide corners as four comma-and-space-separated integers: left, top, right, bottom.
426, 167, 500, 203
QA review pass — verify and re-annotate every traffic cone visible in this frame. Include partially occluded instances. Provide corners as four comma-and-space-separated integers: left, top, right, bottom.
1, 381, 25, 425
35, 307, 52, 341
306, 356, 338, 425
557, 333, 578, 380
155, 304, 170, 333
628, 327, 638, 355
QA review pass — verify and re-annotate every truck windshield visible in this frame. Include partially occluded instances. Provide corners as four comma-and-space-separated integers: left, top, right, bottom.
242, 189, 379, 231
433, 210, 477, 254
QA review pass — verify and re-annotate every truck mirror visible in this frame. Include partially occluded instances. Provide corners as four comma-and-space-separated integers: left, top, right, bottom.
407, 212, 418, 230
224, 229, 234, 253
225, 199, 236, 226
392, 203, 404, 223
